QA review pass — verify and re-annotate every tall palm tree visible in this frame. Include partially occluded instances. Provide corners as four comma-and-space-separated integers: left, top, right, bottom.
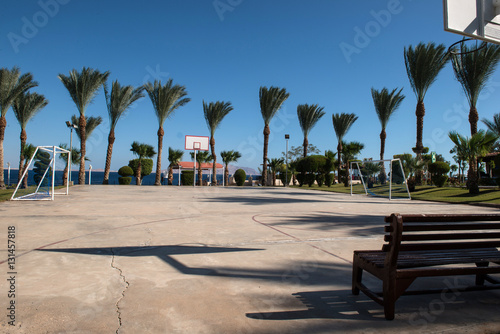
58, 67, 110, 185
404, 42, 448, 159
371, 87, 405, 161
12, 91, 48, 186
268, 157, 284, 186
71, 115, 103, 143
452, 42, 500, 135
204, 100, 233, 185
482, 113, 500, 136
167, 147, 183, 185
332, 113, 358, 185
0, 67, 37, 189
103, 80, 144, 184
144, 79, 190, 186
190, 151, 212, 186
130, 142, 156, 185
220, 150, 241, 186
58, 143, 84, 186
297, 104, 325, 158
449, 130, 498, 194
260, 86, 290, 186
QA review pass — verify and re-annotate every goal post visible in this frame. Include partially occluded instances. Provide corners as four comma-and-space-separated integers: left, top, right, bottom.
11, 146, 71, 201
350, 158, 411, 200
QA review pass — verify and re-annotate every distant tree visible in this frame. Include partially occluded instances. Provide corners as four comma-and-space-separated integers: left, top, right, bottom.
297, 104, 325, 158
18, 143, 36, 188
268, 157, 284, 186
332, 113, 358, 185
260, 86, 289, 186
220, 150, 241, 186
190, 151, 212, 186
130, 141, 156, 185
167, 147, 183, 185
282, 144, 320, 162
58, 143, 85, 186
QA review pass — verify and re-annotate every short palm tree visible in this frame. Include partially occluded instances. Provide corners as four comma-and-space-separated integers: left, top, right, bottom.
0, 67, 37, 189
190, 151, 212, 186
448, 130, 498, 194
297, 104, 325, 158
58, 67, 110, 185
404, 42, 449, 158
268, 157, 284, 186
332, 113, 358, 184
103, 80, 144, 184
58, 143, 84, 186
260, 86, 290, 186
144, 79, 190, 186
130, 142, 156, 185
341, 141, 364, 187
482, 113, 500, 136
452, 42, 500, 135
167, 147, 183, 185
220, 150, 241, 186
12, 91, 48, 185
18, 143, 36, 188
72, 115, 103, 143
204, 100, 233, 185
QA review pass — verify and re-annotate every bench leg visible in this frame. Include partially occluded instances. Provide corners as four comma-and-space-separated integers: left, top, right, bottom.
383, 278, 396, 320
475, 262, 489, 286
352, 257, 363, 295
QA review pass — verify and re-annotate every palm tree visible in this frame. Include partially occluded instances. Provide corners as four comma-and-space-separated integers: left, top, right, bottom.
130, 142, 156, 185
0, 67, 38, 189
71, 115, 103, 143
58, 143, 84, 186
103, 80, 144, 184
204, 100, 233, 185
18, 143, 36, 188
144, 79, 190, 186
404, 43, 449, 159
332, 113, 358, 185
220, 150, 241, 186
482, 113, 500, 136
341, 141, 365, 187
297, 104, 325, 158
12, 91, 48, 186
260, 86, 290, 186
58, 67, 110, 185
167, 147, 183, 185
448, 130, 498, 194
268, 157, 284, 186
452, 42, 500, 135
190, 151, 212, 186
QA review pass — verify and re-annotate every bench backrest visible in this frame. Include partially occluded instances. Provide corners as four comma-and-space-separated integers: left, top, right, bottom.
382, 213, 500, 268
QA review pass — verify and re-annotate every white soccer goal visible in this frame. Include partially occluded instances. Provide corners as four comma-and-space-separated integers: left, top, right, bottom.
11, 146, 71, 201
350, 159, 411, 200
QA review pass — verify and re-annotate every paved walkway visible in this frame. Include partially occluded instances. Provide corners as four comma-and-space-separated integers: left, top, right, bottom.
1, 185, 499, 333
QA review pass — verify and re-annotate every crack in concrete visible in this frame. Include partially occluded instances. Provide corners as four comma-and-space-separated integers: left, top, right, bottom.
110, 248, 129, 334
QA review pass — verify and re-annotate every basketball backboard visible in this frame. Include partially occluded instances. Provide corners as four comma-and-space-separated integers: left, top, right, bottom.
185, 135, 209, 151
443, 0, 500, 45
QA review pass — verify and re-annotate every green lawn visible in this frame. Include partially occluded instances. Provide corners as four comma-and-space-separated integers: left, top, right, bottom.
291, 184, 500, 205
0, 186, 67, 202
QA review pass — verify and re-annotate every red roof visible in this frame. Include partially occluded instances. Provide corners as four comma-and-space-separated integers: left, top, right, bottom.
172, 161, 223, 169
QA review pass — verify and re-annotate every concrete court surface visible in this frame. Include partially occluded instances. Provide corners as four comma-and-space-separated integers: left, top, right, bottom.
0, 185, 499, 334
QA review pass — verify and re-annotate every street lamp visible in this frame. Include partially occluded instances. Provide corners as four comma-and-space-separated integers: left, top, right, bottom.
66, 121, 78, 185
285, 134, 290, 187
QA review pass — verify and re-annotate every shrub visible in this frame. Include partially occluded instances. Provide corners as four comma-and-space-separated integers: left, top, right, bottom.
118, 166, 134, 177
279, 171, 292, 186
296, 173, 305, 187
434, 175, 448, 187
296, 155, 329, 174
128, 158, 154, 178
429, 161, 450, 187
234, 169, 246, 186
325, 173, 334, 187
181, 170, 194, 185
118, 177, 132, 185
316, 173, 325, 187
306, 173, 316, 187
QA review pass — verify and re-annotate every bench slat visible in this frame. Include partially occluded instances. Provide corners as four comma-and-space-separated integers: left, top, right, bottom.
384, 232, 500, 242
384, 214, 500, 223
401, 223, 500, 232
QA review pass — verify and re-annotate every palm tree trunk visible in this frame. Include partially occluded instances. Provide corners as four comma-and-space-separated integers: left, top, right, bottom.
155, 127, 164, 186
263, 125, 270, 186
469, 105, 479, 136
103, 129, 115, 184
415, 101, 425, 158
225, 165, 229, 186
273, 172, 276, 186
19, 129, 27, 188
303, 137, 308, 158
211, 136, 216, 186
337, 142, 342, 185
136, 160, 142, 185
379, 129, 387, 184
168, 166, 174, 185
198, 165, 202, 186
468, 157, 479, 194
78, 114, 86, 185
0, 116, 6, 189
62, 165, 68, 186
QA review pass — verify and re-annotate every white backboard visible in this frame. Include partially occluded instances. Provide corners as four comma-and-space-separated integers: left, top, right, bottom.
185, 135, 209, 151
443, 0, 500, 44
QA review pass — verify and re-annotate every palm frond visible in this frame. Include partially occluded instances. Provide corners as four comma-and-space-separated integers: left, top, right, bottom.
482, 113, 500, 136
12, 91, 48, 129
297, 104, 325, 137
203, 100, 233, 136
332, 113, 358, 142
371, 87, 404, 129
71, 115, 103, 141
259, 86, 290, 125
0, 67, 38, 117
105, 80, 144, 130
404, 42, 449, 102
220, 150, 241, 165
190, 151, 212, 163
144, 79, 190, 126
168, 147, 184, 165
131, 141, 156, 159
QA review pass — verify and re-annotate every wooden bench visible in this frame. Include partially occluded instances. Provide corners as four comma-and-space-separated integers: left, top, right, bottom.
352, 213, 500, 320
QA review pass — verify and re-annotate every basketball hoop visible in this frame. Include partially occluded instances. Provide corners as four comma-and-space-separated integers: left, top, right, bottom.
448, 38, 487, 57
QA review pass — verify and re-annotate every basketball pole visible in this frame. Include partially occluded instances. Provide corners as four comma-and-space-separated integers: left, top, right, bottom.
193, 149, 197, 187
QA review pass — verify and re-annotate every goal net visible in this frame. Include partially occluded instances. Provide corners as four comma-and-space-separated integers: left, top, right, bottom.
11, 146, 71, 201
349, 159, 411, 200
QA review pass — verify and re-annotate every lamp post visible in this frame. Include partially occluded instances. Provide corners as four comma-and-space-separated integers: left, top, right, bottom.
7, 162, 10, 186
66, 121, 78, 185
285, 134, 289, 187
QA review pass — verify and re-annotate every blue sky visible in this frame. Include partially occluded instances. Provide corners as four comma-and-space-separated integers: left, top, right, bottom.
2, 0, 500, 172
